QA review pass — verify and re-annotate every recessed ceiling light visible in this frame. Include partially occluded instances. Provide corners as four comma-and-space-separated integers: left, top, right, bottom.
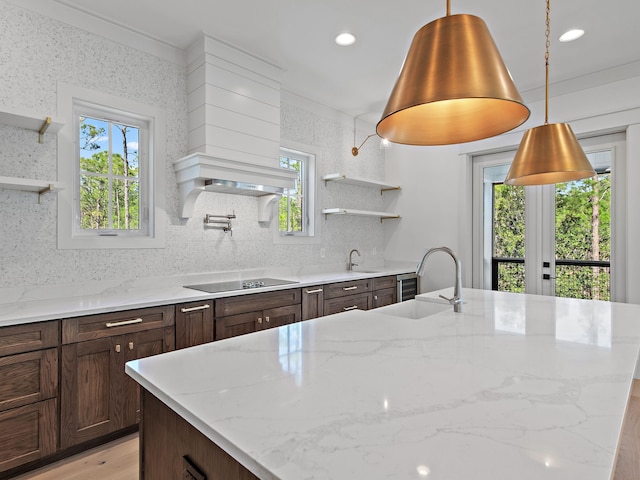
559, 29, 585, 42
335, 32, 356, 46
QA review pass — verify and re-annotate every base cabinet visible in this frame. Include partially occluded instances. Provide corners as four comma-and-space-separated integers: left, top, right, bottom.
0, 322, 59, 474
60, 306, 174, 449
175, 301, 214, 349
301, 285, 324, 320
215, 290, 302, 341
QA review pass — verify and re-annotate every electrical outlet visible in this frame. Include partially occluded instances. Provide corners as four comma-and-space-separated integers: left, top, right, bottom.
372, 247, 377, 256
320, 248, 325, 258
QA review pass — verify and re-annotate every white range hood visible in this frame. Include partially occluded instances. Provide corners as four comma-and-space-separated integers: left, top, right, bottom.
174, 33, 296, 220
173, 153, 297, 219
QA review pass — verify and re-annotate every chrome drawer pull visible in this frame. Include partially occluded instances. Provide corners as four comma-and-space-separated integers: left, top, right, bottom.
343, 305, 359, 311
115, 344, 121, 353
342, 286, 358, 291
305, 288, 323, 294
181, 304, 211, 313
105, 318, 143, 328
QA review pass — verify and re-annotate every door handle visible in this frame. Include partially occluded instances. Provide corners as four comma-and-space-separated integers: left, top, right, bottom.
342, 286, 358, 291
180, 304, 211, 313
106, 318, 143, 328
343, 305, 358, 311
305, 288, 323, 294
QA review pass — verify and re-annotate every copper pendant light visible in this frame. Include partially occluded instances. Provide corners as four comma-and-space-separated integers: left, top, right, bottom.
376, 0, 530, 145
504, 0, 594, 186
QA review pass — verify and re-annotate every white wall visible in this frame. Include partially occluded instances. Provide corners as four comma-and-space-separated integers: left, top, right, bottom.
384, 71, 640, 303
0, 1, 388, 292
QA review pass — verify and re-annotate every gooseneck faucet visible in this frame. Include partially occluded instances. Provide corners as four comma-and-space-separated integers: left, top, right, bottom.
348, 249, 361, 271
416, 246, 463, 313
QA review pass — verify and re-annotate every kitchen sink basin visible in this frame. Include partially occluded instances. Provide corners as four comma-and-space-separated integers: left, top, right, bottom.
376, 299, 450, 319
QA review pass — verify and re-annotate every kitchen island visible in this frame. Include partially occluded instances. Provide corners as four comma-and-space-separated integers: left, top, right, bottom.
126, 288, 640, 479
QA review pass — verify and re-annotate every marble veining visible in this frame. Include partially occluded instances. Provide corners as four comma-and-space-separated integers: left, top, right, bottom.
0, 263, 414, 326
127, 288, 640, 479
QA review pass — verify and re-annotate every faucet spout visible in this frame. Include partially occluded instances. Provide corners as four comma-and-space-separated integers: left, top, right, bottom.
348, 249, 361, 271
416, 246, 463, 313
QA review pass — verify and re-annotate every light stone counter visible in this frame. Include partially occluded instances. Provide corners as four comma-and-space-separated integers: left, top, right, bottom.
126, 288, 640, 479
0, 262, 415, 327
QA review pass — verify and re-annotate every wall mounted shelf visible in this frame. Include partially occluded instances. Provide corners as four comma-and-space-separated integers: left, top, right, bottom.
0, 176, 64, 203
0, 108, 64, 143
321, 208, 400, 222
321, 173, 400, 194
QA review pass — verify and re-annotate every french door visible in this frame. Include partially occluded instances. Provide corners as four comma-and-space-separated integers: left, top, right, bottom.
472, 132, 626, 302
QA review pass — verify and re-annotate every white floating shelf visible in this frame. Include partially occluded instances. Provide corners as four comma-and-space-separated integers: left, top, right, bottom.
0, 176, 64, 202
0, 108, 64, 143
322, 208, 400, 222
321, 173, 400, 193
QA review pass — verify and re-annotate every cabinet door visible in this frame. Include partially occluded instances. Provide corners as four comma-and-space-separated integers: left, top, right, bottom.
372, 287, 397, 309
60, 337, 124, 448
323, 293, 371, 316
125, 327, 175, 425
301, 286, 324, 320
176, 301, 214, 349
0, 348, 57, 412
215, 312, 261, 341
0, 399, 57, 472
262, 305, 301, 330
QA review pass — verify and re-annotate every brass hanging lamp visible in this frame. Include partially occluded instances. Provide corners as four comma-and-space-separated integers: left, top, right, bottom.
376, 0, 530, 145
504, 0, 594, 185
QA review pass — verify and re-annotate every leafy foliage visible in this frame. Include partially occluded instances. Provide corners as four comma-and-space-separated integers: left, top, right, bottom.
279, 156, 303, 233
493, 174, 611, 300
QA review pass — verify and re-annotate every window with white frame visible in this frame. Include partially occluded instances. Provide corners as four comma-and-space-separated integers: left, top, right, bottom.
57, 83, 165, 249
279, 147, 315, 237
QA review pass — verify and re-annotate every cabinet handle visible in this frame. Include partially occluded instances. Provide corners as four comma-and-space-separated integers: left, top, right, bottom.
343, 305, 359, 311
180, 304, 211, 313
258, 317, 263, 324
342, 286, 358, 291
105, 318, 143, 328
305, 288, 323, 294
115, 344, 121, 353
374, 295, 378, 300
128, 342, 134, 350
265, 316, 270, 323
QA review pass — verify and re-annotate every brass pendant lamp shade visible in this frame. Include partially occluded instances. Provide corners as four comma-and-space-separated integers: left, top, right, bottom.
504, 123, 594, 185
376, 7, 530, 145
504, 0, 594, 186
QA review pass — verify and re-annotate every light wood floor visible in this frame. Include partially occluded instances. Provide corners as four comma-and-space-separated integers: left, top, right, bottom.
12, 383, 640, 480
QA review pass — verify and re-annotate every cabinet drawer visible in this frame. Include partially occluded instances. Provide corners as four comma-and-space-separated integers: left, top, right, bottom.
62, 305, 175, 344
215, 289, 301, 317
323, 293, 371, 315
324, 279, 371, 299
373, 275, 397, 291
0, 399, 57, 472
0, 348, 57, 412
0, 321, 58, 357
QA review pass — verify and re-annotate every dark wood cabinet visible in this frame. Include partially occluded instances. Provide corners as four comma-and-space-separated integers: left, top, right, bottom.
301, 285, 324, 320
324, 278, 371, 299
60, 306, 175, 449
372, 276, 397, 309
0, 321, 59, 474
215, 289, 302, 341
324, 292, 371, 315
175, 301, 214, 349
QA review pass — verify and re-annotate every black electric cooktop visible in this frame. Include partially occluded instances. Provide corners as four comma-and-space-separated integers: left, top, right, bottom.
184, 277, 298, 294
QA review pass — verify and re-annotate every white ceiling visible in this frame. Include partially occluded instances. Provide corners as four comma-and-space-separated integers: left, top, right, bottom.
13, 0, 640, 124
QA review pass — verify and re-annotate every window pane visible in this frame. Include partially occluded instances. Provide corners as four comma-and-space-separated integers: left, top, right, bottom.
279, 155, 304, 233
492, 183, 525, 293
80, 176, 109, 229
79, 117, 109, 174
112, 179, 140, 230
112, 123, 140, 178
555, 162, 611, 301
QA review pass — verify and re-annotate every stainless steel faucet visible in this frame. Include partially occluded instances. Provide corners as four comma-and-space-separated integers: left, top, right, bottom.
416, 246, 463, 312
348, 249, 361, 271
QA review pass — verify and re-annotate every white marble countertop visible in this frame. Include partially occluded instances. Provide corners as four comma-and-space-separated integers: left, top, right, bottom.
0, 262, 415, 327
126, 288, 640, 479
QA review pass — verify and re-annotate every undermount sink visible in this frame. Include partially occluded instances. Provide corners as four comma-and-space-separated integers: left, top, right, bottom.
376, 299, 450, 319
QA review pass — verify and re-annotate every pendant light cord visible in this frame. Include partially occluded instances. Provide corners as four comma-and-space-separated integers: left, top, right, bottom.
544, 0, 550, 125
446, 0, 451, 16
